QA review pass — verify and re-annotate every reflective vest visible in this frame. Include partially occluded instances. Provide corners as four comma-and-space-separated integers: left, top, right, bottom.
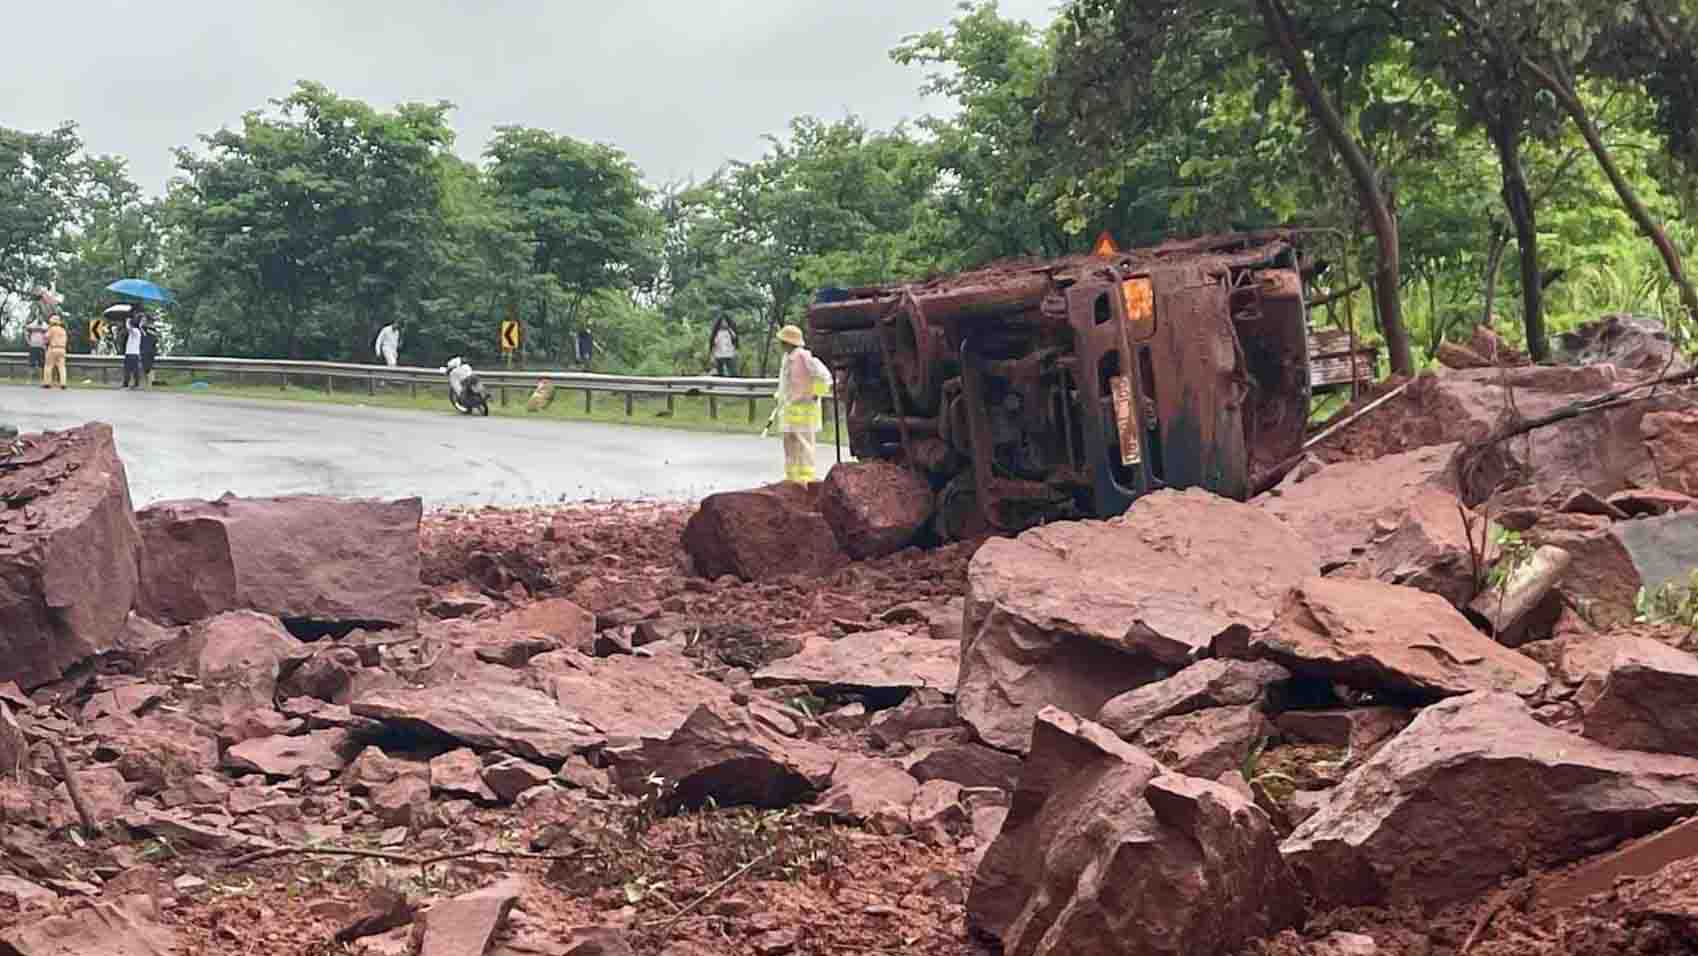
778, 348, 830, 433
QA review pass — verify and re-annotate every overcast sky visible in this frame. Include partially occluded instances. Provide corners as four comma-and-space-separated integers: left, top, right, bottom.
3, 0, 1058, 197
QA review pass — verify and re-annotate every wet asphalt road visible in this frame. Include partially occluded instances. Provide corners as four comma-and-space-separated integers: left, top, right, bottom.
0, 386, 782, 507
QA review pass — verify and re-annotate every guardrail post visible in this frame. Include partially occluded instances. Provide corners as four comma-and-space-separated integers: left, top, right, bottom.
410, 381, 417, 400
748, 397, 757, 424
624, 393, 634, 417
99, 366, 109, 385
584, 389, 592, 414
708, 394, 718, 420
666, 393, 675, 416
367, 375, 375, 397
499, 386, 508, 407
325, 374, 333, 394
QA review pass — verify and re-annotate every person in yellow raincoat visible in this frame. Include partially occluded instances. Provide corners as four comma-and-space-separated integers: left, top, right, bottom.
771, 324, 832, 482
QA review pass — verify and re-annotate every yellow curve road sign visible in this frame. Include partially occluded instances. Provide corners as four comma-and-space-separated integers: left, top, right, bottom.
90, 319, 107, 340
500, 319, 521, 352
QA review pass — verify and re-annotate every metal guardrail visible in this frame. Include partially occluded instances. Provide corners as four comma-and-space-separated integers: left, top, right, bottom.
0, 353, 786, 422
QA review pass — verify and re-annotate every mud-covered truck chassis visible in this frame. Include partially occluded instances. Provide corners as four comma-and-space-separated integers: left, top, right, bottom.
807, 231, 1313, 539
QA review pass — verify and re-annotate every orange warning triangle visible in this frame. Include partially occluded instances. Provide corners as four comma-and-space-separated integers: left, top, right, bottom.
1093, 231, 1120, 257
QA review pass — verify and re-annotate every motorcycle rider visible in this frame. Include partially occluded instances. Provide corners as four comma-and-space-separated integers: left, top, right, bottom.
443, 356, 482, 410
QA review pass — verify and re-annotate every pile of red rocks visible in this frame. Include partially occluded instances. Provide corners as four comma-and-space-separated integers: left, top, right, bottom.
683, 461, 935, 580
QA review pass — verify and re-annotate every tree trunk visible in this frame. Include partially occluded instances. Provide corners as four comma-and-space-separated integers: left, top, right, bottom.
1523, 58, 1698, 324
1488, 115, 1546, 360
1255, 0, 1412, 375
1481, 227, 1509, 328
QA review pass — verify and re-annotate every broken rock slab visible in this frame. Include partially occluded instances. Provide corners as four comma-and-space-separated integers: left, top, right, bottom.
0, 895, 178, 956
1128, 705, 1277, 780
1581, 639, 1698, 757
430, 748, 497, 802
959, 489, 1318, 753
612, 700, 836, 810
142, 610, 307, 728
752, 628, 958, 697
135, 493, 421, 630
902, 741, 1023, 792
1096, 659, 1291, 740
0, 423, 142, 690
413, 878, 524, 956
682, 482, 847, 582
818, 460, 935, 560
353, 682, 603, 765
812, 756, 920, 833
1258, 444, 1488, 608
544, 647, 730, 745
1249, 577, 1547, 701
1558, 313, 1690, 376
969, 707, 1303, 956
1283, 692, 1698, 908
224, 728, 358, 779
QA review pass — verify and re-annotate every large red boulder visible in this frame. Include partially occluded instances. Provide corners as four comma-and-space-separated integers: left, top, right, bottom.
134, 494, 421, 628
958, 489, 1318, 753
0, 424, 142, 689
818, 461, 934, 560
1581, 639, 1698, 757
681, 482, 846, 582
969, 707, 1303, 955
1284, 692, 1698, 908
1259, 444, 1493, 609
1249, 577, 1547, 700
1316, 366, 1663, 505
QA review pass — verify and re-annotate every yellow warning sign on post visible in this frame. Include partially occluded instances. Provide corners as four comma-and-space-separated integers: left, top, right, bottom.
500, 319, 521, 352
90, 319, 107, 341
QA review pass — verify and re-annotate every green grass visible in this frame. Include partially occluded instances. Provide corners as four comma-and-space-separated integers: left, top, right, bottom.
4, 364, 844, 442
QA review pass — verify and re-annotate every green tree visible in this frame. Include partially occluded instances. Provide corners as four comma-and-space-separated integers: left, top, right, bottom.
1048, 0, 1417, 374
0, 123, 81, 310
168, 82, 454, 359
484, 127, 662, 363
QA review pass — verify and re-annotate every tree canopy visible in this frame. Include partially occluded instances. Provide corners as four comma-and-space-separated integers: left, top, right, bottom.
6, 1, 1698, 374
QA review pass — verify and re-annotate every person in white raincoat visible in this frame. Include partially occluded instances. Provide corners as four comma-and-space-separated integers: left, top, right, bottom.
374, 322, 401, 367
772, 324, 832, 483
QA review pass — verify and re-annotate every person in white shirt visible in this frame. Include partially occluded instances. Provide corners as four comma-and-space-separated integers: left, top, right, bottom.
710, 318, 739, 377
122, 314, 145, 389
375, 322, 401, 367
24, 316, 48, 374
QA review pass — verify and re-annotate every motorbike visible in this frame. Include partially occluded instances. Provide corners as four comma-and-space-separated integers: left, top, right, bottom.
443, 358, 491, 416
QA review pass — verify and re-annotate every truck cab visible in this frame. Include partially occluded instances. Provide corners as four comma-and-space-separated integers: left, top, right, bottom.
808, 231, 1313, 539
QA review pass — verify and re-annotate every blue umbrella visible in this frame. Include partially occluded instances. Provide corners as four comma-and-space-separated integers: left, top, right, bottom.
107, 278, 176, 304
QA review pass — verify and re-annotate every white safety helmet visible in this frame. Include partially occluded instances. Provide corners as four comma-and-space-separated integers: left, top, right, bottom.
445, 357, 463, 371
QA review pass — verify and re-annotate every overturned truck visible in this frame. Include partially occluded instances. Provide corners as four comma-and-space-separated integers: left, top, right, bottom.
807, 232, 1314, 540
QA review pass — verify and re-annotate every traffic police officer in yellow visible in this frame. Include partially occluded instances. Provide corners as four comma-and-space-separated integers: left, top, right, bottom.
772, 324, 832, 482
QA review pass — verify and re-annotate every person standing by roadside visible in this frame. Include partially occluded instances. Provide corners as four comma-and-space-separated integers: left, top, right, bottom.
42, 316, 67, 389
770, 324, 832, 483
710, 317, 739, 377
140, 319, 160, 387
375, 321, 401, 367
25, 314, 48, 377
122, 313, 144, 388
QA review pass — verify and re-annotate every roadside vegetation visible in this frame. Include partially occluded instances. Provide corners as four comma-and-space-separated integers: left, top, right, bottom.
4, 2, 1698, 385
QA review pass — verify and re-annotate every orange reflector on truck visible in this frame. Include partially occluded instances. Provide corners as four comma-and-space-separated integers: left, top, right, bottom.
1122, 277, 1154, 324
